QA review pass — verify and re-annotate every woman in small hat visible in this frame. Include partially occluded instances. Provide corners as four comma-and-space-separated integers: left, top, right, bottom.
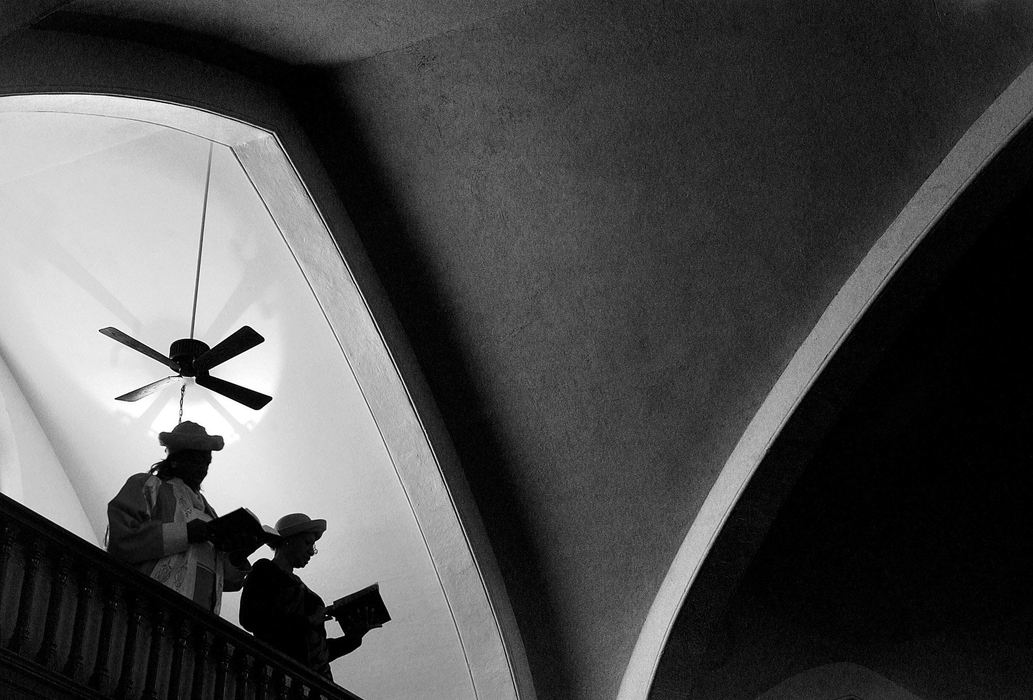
239, 513, 368, 679
107, 421, 252, 613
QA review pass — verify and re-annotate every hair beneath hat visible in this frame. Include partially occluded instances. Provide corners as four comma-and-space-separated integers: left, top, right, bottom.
149, 449, 211, 482
269, 523, 322, 553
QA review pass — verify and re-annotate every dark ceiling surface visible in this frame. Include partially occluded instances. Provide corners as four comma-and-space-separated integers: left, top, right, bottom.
5, 1, 1033, 697
681, 125, 1033, 700
653, 114, 1033, 699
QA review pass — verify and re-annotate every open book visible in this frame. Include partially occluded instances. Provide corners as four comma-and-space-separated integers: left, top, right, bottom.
327, 583, 391, 631
206, 507, 279, 554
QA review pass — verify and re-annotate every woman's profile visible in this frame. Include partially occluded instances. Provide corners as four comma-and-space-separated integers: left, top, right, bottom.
239, 513, 373, 680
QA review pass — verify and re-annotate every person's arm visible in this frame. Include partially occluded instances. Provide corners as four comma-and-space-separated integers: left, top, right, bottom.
327, 633, 363, 660
107, 474, 195, 563
221, 551, 252, 592
326, 605, 380, 659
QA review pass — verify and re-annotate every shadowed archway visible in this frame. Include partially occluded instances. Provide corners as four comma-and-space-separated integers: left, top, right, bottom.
631, 61, 1033, 700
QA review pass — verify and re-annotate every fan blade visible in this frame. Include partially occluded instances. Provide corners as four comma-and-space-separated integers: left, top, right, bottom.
196, 373, 272, 410
195, 326, 265, 372
115, 376, 181, 402
100, 327, 181, 372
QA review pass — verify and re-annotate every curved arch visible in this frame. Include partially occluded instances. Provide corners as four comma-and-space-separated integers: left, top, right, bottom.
1, 30, 531, 699
756, 663, 922, 700
618, 60, 1033, 699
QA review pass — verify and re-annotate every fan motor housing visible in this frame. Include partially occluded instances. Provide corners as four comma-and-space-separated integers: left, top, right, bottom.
169, 338, 210, 376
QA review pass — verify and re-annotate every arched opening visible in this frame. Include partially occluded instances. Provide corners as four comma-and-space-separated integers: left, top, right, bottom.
754, 663, 922, 700
0, 92, 525, 699
654, 115, 1033, 698
625, 62, 1033, 700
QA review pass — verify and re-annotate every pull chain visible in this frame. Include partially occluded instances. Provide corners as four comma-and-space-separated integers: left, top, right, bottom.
178, 383, 186, 424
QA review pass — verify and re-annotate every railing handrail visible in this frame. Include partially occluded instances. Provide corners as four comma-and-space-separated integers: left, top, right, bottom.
0, 491, 362, 699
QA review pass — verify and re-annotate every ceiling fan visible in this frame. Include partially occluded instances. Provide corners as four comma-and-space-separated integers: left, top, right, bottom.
99, 326, 271, 410
99, 142, 272, 411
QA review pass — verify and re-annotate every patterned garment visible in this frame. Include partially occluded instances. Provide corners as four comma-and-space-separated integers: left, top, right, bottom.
107, 473, 244, 613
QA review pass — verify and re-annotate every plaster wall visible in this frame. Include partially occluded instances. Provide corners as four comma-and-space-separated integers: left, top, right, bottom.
0, 350, 96, 544
0, 28, 531, 700
679, 173, 1033, 699
307, 1, 1033, 696
5, 2, 1033, 696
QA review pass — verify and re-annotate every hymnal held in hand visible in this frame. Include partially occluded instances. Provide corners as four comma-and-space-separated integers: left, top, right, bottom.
328, 583, 391, 631
206, 508, 277, 553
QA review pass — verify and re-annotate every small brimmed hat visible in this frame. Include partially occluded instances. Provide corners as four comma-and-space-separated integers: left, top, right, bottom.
159, 421, 224, 454
275, 513, 327, 540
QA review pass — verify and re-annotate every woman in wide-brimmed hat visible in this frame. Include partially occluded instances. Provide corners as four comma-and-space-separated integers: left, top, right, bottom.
106, 421, 254, 613
239, 513, 370, 679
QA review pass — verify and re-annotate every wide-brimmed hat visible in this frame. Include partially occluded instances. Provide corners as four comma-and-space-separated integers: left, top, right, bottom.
159, 421, 225, 454
275, 513, 327, 540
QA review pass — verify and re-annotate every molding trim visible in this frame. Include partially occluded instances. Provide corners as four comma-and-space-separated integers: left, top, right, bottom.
0, 90, 529, 700
618, 60, 1033, 699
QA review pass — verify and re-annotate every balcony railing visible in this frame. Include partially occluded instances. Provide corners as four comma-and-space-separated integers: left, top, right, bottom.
0, 492, 362, 699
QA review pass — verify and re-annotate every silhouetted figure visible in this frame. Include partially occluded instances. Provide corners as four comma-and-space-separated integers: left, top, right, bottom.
106, 421, 254, 612
239, 513, 371, 680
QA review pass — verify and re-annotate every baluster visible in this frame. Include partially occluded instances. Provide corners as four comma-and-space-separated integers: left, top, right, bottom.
213, 639, 232, 700
192, 628, 213, 699
10, 534, 45, 655
143, 606, 168, 699
0, 522, 18, 645
168, 618, 191, 700
89, 579, 122, 694
291, 678, 311, 700
64, 567, 98, 680
0, 521, 16, 572
274, 668, 290, 699
116, 592, 144, 697
235, 648, 254, 700
37, 552, 72, 668
254, 659, 271, 700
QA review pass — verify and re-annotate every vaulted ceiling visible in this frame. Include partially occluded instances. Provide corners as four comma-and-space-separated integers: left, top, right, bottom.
0, 106, 479, 700
3, 2, 1033, 698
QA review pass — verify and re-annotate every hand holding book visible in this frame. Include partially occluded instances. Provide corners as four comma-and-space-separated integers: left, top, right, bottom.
205, 508, 279, 555
327, 583, 390, 635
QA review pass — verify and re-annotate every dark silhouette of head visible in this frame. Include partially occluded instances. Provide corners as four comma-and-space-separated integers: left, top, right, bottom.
150, 421, 224, 491
271, 513, 326, 570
